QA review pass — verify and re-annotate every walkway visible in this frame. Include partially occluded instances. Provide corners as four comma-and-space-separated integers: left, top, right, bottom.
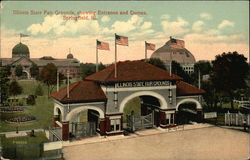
63, 124, 249, 160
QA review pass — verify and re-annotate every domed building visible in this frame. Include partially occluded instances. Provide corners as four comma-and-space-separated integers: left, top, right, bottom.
151, 37, 196, 74
12, 42, 30, 58
1, 42, 80, 79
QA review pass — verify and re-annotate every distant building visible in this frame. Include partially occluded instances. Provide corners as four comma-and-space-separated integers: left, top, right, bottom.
151, 37, 196, 74
0, 42, 80, 79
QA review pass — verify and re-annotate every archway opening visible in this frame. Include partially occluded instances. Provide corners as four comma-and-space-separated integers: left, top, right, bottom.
123, 95, 161, 131
177, 102, 198, 124
56, 108, 62, 122
20, 71, 28, 79
68, 108, 101, 140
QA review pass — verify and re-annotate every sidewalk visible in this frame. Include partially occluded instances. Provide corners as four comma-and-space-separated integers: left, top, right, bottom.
63, 123, 213, 147
0, 128, 44, 138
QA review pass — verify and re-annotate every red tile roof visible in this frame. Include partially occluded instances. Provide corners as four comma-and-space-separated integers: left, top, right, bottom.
50, 81, 107, 104
176, 81, 205, 96
85, 61, 182, 82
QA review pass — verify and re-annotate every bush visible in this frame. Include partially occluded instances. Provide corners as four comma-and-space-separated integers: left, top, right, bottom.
27, 95, 36, 105
35, 84, 43, 96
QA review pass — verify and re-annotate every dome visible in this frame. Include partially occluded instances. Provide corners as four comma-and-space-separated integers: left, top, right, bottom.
12, 42, 30, 58
67, 53, 74, 59
151, 38, 195, 64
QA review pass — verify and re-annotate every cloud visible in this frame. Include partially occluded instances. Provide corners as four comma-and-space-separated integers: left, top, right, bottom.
101, 16, 110, 23
0, 1, 3, 9
27, 15, 100, 36
192, 20, 204, 32
161, 16, 189, 35
200, 13, 212, 20
111, 15, 144, 33
218, 20, 234, 29
184, 33, 244, 44
141, 22, 152, 30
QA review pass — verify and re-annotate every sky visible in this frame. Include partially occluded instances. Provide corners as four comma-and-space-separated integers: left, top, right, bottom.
0, 1, 249, 64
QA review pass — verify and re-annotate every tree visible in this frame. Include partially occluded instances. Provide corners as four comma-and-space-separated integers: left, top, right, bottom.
192, 61, 212, 86
0, 65, 10, 106
30, 63, 39, 79
145, 58, 166, 70
15, 65, 23, 77
171, 61, 192, 83
80, 63, 106, 79
35, 84, 43, 96
5, 65, 12, 77
40, 63, 57, 97
9, 80, 23, 97
211, 52, 249, 109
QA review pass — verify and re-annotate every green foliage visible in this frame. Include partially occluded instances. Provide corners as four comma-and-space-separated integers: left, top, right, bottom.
123, 97, 141, 121
5, 65, 12, 76
15, 65, 23, 77
80, 63, 106, 79
40, 63, 57, 96
145, 58, 166, 70
192, 60, 212, 86
0, 66, 10, 105
35, 84, 43, 96
30, 63, 39, 79
9, 80, 23, 97
27, 95, 36, 105
171, 61, 192, 83
211, 52, 249, 108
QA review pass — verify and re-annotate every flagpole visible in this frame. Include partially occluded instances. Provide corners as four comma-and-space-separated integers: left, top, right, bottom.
145, 41, 147, 60
170, 51, 172, 77
57, 70, 59, 92
198, 69, 201, 89
115, 33, 117, 78
96, 39, 99, 72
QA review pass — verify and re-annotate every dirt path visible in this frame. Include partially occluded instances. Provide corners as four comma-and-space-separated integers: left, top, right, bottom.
63, 127, 249, 160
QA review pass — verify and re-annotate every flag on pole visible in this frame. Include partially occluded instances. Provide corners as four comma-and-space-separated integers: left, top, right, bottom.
146, 42, 155, 51
20, 33, 29, 37
115, 34, 128, 46
97, 40, 110, 50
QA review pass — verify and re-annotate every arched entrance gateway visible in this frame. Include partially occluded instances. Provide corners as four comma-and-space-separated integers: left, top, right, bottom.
50, 61, 205, 141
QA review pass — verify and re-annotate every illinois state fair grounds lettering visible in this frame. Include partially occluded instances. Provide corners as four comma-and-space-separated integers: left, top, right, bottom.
115, 81, 170, 88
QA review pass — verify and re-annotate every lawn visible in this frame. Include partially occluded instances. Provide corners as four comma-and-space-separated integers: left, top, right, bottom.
123, 97, 141, 121
0, 131, 50, 159
0, 79, 76, 132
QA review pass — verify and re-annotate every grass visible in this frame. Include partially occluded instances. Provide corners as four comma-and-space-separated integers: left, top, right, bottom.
0, 131, 49, 147
123, 97, 141, 121
0, 131, 50, 159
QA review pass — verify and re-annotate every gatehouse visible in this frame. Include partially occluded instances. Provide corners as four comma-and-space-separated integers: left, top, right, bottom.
50, 61, 205, 141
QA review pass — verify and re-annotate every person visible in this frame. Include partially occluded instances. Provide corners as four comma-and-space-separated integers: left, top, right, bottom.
243, 119, 247, 131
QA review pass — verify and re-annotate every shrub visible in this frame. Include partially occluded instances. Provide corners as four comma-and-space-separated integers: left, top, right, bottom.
35, 84, 43, 96
27, 95, 36, 105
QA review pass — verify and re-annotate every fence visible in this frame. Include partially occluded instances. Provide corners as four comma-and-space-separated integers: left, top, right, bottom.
49, 127, 62, 141
224, 112, 250, 126
1, 141, 62, 160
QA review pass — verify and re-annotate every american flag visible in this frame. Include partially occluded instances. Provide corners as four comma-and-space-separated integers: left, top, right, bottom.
146, 42, 155, 51
115, 34, 128, 46
20, 33, 29, 37
97, 40, 110, 50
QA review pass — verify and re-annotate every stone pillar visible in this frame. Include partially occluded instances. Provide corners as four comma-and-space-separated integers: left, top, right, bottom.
160, 111, 166, 126
120, 116, 123, 130
197, 109, 203, 123
62, 121, 69, 141
106, 117, 110, 132
99, 119, 106, 136
53, 115, 60, 127
174, 111, 178, 124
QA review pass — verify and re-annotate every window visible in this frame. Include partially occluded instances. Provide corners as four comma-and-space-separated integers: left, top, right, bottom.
166, 113, 175, 125
110, 119, 120, 132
